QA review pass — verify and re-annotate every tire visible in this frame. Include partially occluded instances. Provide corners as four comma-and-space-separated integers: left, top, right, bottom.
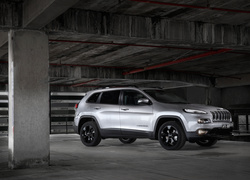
80, 121, 101, 146
196, 139, 217, 147
119, 138, 137, 144
158, 121, 186, 150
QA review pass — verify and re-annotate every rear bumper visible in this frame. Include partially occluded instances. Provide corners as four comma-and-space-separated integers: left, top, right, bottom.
72, 122, 79, 134
186, 127, 233, 141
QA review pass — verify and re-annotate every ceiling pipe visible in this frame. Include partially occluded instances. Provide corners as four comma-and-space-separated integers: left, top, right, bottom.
123, 48, 232, 75
130, 0, 250, 14
71, 79, 99, 87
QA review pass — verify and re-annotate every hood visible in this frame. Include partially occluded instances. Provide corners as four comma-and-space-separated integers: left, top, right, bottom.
180, 104, 227, 112
157, 102, 228, 113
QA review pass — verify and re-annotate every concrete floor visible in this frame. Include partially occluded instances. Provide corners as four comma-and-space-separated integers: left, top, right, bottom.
0, 134, 250, 180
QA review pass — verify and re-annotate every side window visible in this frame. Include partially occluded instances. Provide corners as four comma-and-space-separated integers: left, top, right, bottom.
123, 90, 146, 105
87, 93, 101, 103
100, 90, 120, 105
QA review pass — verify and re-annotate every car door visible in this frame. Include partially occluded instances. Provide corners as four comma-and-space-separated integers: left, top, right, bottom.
89, 90, 121, 133
120, 90, 153, 136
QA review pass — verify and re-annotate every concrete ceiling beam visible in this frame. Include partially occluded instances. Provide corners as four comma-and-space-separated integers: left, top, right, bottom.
0, 1, 22, 28
46, 9, 250, 47
1, 0, 79, 60
23, 0, 79, 29
130, 0, 250, 14
49, 65, 211, 88
124, 69, 211, 88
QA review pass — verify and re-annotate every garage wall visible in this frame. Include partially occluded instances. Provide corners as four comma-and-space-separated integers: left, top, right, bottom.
221, 85, 250, 109
184, 85, 250, 109
186, 87, 207, 104
183, 86, 221, 107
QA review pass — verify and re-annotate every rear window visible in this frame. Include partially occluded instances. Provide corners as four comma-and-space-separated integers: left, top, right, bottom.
87, 93, 101, 103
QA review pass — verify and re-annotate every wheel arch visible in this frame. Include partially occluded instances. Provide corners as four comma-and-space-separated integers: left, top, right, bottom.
154, 116, 187, 140
78, 116, 101, 135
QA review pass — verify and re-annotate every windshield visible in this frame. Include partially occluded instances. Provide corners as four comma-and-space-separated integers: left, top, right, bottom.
143, 89, 188, 104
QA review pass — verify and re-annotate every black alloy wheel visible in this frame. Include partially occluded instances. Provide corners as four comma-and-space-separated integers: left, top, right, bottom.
158, 121, 186, 150
80, 121, 101, 146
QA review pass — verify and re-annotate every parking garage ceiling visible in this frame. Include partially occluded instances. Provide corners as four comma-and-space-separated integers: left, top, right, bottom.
0, 0, 250, 91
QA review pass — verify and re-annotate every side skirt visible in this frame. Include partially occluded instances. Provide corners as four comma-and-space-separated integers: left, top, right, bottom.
100, 129, 154, 139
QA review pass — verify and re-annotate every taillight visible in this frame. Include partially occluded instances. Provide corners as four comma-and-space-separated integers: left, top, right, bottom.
75, 103, 79, 109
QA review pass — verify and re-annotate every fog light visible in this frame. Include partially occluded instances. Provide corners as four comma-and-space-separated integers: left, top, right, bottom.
198, 119, 211, 124
198, 129, 208, 135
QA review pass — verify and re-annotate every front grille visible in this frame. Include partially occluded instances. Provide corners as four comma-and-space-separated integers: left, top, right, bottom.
211, 111, 231, 122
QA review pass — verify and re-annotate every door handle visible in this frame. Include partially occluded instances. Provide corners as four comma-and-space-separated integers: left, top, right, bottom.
121, 108, 129, 111
94, 107, 101, 110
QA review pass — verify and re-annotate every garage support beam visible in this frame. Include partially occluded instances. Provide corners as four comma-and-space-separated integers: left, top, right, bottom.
8, 30, 49, 169
23, 0, 79, 29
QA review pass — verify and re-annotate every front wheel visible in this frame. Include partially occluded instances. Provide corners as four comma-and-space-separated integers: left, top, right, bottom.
196, 139, 217, 147
158, 121, 186, 150
119, 138, 136, 144
80, 121, 101, 146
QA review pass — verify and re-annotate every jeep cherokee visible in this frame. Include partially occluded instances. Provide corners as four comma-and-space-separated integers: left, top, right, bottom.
73, 87, 233, 150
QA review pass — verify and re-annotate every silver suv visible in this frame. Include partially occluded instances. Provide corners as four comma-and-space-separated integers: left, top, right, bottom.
73, 87, 233, 150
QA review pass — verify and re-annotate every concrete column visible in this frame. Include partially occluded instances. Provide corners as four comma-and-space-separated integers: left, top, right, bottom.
8, 30, 49, 169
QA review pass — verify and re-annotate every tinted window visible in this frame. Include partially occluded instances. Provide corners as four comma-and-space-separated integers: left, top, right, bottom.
123, 90, 146, 105
144, 89, 187, 104
87, 93, 100, 103
100, 90, 120, 105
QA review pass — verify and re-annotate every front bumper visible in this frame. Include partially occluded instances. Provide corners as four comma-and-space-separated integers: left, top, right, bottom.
186, 127, 233, 141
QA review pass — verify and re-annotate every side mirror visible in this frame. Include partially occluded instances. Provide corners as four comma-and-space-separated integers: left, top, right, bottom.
137, 98, 150, 105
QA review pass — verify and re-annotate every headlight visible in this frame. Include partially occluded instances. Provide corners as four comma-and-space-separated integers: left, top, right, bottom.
184, 109, 207, 114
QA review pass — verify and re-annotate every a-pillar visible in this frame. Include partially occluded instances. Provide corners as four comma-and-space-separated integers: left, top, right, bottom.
8, 29, 50, 169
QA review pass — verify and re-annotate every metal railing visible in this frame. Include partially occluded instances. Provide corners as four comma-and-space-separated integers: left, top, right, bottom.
0, 92, 8, 136
0, 91, 85, 135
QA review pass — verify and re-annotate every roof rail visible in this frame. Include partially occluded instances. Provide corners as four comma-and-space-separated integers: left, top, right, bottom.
97, 85, 139, 89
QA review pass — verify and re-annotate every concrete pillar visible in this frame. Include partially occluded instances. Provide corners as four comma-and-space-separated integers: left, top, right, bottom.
8, 30, 49, 169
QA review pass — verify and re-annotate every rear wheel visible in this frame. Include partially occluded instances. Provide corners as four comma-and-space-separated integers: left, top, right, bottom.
158, 121, 186, 150
80, 121, 101, 146
196, 139, 217, 147
119, 138, 136, 144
